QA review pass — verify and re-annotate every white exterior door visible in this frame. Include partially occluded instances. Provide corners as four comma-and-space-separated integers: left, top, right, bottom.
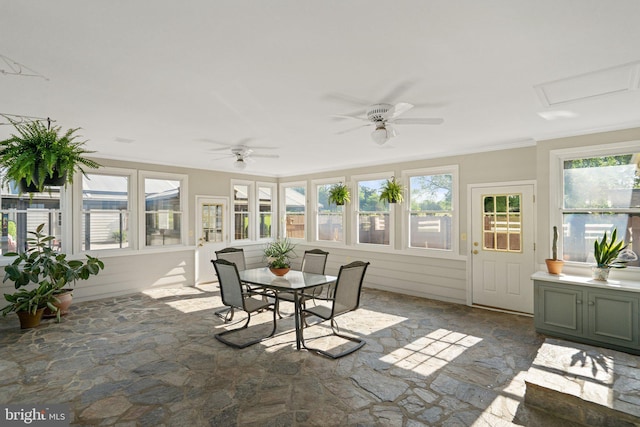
195, 196, 229, 284
471, 184, 535, 314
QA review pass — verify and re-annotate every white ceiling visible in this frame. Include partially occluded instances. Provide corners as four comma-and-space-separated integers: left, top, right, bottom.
2, 1, 640, 177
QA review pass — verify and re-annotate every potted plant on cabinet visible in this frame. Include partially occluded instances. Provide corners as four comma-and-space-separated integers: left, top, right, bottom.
1, 223, 105, 326
592, 228, 633, 281
263, 238, 296, 276
328, 182, 350, 206
0, 118, 101, 193
379, 176, 405, 204
545, 226, 564, 275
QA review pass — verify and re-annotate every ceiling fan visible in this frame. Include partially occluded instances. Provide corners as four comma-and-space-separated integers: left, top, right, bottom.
210, 145, 279, 170
334, 102, 444, 145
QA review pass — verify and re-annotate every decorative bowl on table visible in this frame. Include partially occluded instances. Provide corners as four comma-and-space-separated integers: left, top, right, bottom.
269, 267, 290, 276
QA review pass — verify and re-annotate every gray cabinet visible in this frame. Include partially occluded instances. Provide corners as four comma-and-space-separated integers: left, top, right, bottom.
533, 273, 640, 354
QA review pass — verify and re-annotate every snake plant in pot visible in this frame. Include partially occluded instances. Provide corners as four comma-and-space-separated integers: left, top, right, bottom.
592, 228, 632, 281
0, 118, 101, 193
1, 224, 105, 327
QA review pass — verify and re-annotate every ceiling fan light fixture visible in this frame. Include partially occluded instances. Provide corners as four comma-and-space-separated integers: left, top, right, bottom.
234, 158, 247, 170
371, 126, 389, 145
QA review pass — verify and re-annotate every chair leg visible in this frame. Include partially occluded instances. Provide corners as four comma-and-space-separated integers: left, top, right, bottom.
215, 306, 277, 349
300, 314, 365, 359
215, 307, 234, 322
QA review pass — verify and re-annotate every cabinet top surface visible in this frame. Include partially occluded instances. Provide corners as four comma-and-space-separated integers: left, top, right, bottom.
532, 271, 640, 293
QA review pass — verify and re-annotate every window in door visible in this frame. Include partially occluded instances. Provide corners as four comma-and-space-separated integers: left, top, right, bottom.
201, 203, 223, 244
482, 194, 521, 252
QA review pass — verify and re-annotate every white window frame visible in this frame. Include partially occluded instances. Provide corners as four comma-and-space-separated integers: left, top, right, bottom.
280, 181, 307, 241
312, 177, 347, 246
550, 140, 640, 276
73, 166, 137, 253
256, 181, 277, 241
139, 171, 188, 249
401, 165, 458, 255
352, 172, 394, 250
231, 179, 254, 243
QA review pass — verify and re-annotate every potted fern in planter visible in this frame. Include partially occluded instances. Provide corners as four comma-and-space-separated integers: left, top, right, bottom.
0, 119, 101, 193
379, 176, 405, 204
328, 182, 350, 206
1, 224, 105, 327
545, 226, 564, 274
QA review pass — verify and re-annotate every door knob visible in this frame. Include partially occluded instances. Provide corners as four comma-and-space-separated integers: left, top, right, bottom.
473, 250, 478, 255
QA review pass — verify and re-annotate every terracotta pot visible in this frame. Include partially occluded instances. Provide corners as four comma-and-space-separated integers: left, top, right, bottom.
43, 290, 73, 318
545, 259, 564, 275
16, 308, 45, 329
269, 267, 290, 277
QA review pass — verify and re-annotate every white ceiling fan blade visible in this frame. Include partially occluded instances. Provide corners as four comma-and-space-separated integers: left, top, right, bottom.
383, 102, 414, 120
208, 146, 233, 152
210, 154, 235, 161
386, 125, 398, 138
379, 80, 416, 103
391, 117, 444, 125
250, 153, 280, 159
336, 123, 370, 135
331, 113, 368, 121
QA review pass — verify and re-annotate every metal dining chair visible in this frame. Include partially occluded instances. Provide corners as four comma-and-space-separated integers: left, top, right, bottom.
276, 249, 329, 318
300, 260, 369, 359
213, 247, 247, 322
211, 259, 277, 349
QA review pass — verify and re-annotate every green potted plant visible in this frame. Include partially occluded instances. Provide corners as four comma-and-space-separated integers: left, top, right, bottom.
0, 118, 101, 193
545, 226, 564, 275
263, 238, 297, 276
379, 176, 405, 204
2, 223, 105, 326
1, 283, 59, 329
328, 182, 350, 206
592, 228, 630, 281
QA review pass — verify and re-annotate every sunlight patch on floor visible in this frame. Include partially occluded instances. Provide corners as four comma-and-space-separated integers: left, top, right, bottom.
162, 296, 220, 313
354, 308, 407, 332
143, 286, 206, 299
472, 371, 530, 426
380, 328, 482, 377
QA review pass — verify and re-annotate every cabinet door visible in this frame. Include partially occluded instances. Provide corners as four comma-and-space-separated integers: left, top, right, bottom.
587, 291, 638, 347
535, 283, 583, 335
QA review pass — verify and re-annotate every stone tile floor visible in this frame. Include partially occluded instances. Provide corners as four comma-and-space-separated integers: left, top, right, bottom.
0, 284, 577, 426
525, 338, 640, 426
